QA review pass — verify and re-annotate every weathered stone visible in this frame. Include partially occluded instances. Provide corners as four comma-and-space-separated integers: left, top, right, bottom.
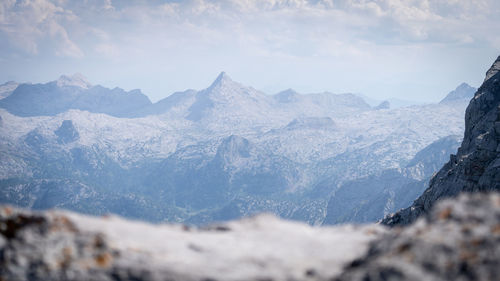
0, 207, 385, 281
1, 192, 499, 281
336, 193, 500, 281
382, 56, 500, 226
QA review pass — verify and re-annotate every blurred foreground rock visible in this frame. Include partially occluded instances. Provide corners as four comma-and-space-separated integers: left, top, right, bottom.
337, 193, 500, 281
1, 192, 499, 281
0, 206, 384, 281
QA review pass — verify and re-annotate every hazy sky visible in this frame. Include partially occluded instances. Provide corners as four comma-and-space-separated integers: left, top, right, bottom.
1, 0, 499, 102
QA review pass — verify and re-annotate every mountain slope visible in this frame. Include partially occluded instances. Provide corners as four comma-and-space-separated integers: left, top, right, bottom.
323, 135, 462, 225
382, 56, 500, 226
0, 74, 152, 117
0, 81, 19, 100
439, 82, 476, 104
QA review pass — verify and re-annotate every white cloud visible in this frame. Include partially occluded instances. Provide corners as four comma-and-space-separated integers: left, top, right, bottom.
0, 0, 83, 57
3, 0, 499, 60
1, 0, 499, 102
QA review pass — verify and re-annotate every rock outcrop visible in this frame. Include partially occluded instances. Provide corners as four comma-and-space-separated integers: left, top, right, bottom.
1, 192, 499, 281
382, 55, 500, 226
337, 193, 500, 281
55, 120, 80, 144
0, 206, 385, 281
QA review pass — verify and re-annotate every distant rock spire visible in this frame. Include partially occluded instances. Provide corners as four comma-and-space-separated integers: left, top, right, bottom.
208, 72, 234, 89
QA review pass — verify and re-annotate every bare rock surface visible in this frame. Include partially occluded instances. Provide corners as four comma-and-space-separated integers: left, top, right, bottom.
0, 207, 385, 281
382, 55, 500, 226
336, 193, 500, 281
1, 192, 499, 281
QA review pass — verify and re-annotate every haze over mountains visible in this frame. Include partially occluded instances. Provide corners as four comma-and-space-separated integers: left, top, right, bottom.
2, 55, 500, 281
0, 73, 476, 225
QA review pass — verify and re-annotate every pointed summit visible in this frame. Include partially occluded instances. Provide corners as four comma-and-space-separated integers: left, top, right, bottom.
208, 71, 234, 89
56, 73, 92, 89
439, 82, 476, 104
484, 55, 500, 82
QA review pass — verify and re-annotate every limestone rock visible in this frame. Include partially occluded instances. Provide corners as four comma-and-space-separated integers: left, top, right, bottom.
0, 207, 385, 281
382, 55, 500, 226
336, 193, 500, 281
1, 193, 499, 281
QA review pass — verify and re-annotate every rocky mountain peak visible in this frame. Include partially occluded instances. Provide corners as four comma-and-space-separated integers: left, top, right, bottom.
439, 82, 476, 104
54, 120, 80, 144
56, 73, 92, 89
208, 71, 234, 89
484, 55, 500, 82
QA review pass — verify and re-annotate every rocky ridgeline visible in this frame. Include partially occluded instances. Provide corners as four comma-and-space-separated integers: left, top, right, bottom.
0, 193, 498, 281
382, 56, 500, 226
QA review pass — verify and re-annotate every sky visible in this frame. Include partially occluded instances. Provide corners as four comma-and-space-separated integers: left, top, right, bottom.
0, 0, 499, 103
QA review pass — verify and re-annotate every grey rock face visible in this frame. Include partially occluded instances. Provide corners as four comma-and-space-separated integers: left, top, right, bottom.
55, 120, 80, 144
336, 193, 500, 281
382, 56, 500, 226
485, 55, 500, 82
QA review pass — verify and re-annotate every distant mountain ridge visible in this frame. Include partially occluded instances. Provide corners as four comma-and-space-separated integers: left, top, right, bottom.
0, 71, 474, 225
0, 74, 152, 117
0, 72, 475, 122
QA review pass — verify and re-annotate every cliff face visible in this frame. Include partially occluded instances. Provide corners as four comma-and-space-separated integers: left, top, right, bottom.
382, 56, 500, 226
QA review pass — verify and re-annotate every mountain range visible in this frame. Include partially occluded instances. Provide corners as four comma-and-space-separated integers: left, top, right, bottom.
0, 72, 477, 225
1, 54, 499, 280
